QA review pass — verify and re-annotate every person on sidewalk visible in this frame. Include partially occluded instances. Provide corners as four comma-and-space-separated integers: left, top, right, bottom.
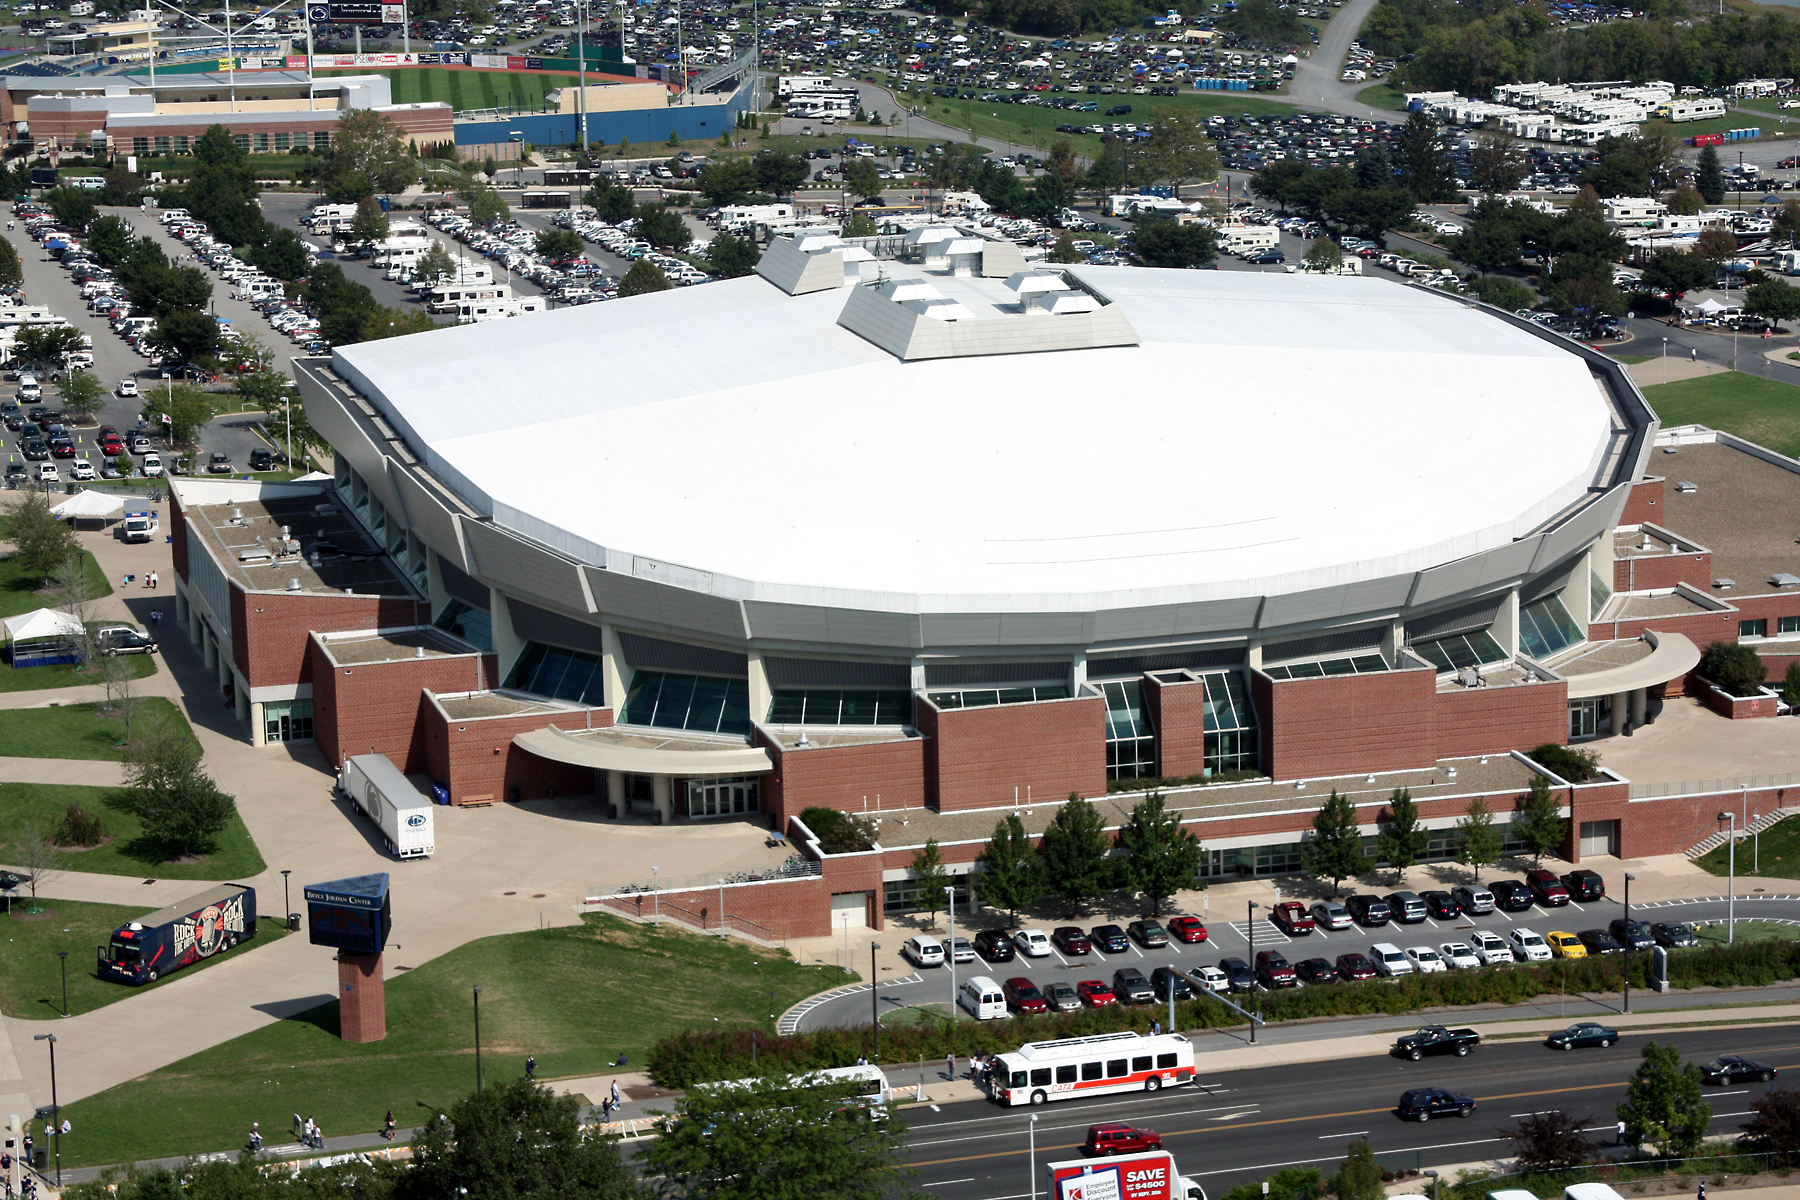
526, 1055, 536, 1080
385, 1112, 396, 1142
611, 1079, 621, 1110
946, 1052, 955, 1081
302, 1116, 315, 1146
1691, 347, 1699, 363
249, 1123, 262, 1152
312, 1122, 325, 1150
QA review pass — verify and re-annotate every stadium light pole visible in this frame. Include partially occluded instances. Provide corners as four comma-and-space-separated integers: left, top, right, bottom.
33, 1033, 59, 1186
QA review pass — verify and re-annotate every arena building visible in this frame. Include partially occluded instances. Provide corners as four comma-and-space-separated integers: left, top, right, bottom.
168, 231, 1800, 935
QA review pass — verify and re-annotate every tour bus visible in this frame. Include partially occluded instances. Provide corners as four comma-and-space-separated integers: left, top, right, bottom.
992, 1031, 1195, 1107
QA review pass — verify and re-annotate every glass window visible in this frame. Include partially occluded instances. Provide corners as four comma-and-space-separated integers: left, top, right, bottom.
264, 699, 313, 742
1080, 1061, 1103, 1081
254, 132, 270, 152
1590, 567, 1613, 621
929, 685, 1069, 709
623, 670, 750, 735
686, 776, 760, 819
883, 875, 973, 914
153, 135, 170, 153
233, 134, 251, 152
766, 688, 912, 725
132, 137, 149, 155
1156, 1053, 1177, 1069
1264, 653, 1389, 680
1410, 630, 1507, 672
275, 131, 290, 150
1781, 616, 1800, 635
505, 642, 607, 707
1102, 679, 1157, 780
1741, 619, 1768, 639
1132, 1056, 1152, 1072
1519, 595, 1584, 659
1031, 1068, 1052, 1087
1107, 1059, 1128, 1078
174, 134, 190, 154
1197, 671, 1258, 775
433, 599, 493, 652
1056, 1065, 1077, 1084
314, 130, 332, 149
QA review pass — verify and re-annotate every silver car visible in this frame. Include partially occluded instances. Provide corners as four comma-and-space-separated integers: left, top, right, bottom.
1311, 900, 1353, 930
1044, 981, 1082, 1013
947, 937, 977, 964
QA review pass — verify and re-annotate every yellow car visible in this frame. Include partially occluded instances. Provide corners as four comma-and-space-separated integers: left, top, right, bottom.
1547, 931, 1587, 959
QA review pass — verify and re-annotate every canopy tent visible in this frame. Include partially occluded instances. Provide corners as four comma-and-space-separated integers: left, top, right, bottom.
1695, 298, 1728, 314
3, 607, 85, 669
51, 489, 125, 519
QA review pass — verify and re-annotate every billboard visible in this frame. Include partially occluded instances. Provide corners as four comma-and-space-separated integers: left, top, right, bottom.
308, 1, 404, 24
1048, 1154, 1177, 1200
305, 872, 392, 956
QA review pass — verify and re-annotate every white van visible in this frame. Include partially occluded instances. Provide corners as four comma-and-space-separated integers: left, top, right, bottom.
1370, 943, 1414, 977
902, 935, 945, 968
158, 208, 190, 225
140, 452, 163, 477
16, 373, 40, 401
958, 975, 1007, 1020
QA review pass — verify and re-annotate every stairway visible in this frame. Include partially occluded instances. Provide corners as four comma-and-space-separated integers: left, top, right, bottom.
1685, 807, 1798, 859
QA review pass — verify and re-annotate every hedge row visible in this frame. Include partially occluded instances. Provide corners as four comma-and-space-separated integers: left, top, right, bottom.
645, 937, 1800, 1088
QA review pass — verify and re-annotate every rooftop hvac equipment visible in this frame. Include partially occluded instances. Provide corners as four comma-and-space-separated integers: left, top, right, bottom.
1771, 573, 1800, 588
286, 576, 302, 591
238, 546, 272, 565
1674, 481, 1698, 492
1715, 578, 1735, 589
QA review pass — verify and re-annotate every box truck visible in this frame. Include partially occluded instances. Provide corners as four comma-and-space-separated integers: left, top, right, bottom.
1047, 1150, 1206, 1200
98, 884, 257, 985
341, 752, 436, 859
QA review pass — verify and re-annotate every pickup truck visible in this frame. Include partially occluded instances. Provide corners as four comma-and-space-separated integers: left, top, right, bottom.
1271, 900, 1315, 935
1392, 1025, 1480, 1061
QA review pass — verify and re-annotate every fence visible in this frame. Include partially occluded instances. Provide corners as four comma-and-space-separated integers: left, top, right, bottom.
1633, 771, 1800, 800
604, 857, 820, 896
595, 893, 785, 947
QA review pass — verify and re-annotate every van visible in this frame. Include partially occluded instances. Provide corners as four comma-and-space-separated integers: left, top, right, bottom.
16, 373, 40, 401
158, 208, 190, 225
1370, 943, 1414, 977
958, 975, 1007, 1020
902, 935, 945, 968
140, 452, 163, 477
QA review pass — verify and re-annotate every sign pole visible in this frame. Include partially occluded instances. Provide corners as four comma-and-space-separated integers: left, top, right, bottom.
305, 6, 315, 110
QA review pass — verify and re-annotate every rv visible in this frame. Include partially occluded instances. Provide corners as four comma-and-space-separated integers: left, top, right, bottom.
1667, 97, 1728, 123
715, 202, 796, 232
1219, 224, 1280, 254
778, 74, 834, 97
455, 296, 547, 323
1603, 197, 1669, 227
429, 283, 515, 313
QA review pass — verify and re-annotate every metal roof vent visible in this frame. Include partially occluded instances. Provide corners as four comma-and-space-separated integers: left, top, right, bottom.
1675, 481, 1699, 492
1639, 534, 1655, 552
415, 644, 426, 658
1715, 578, 1735, 589
1772, 573, 1800, 588
286, 576, 301, 591
1662, 446, 1678, 453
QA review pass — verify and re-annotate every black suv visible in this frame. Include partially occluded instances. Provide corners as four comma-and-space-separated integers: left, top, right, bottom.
1609, 918, 1655, 950
1488, 879, 1533, 912
1397, 1088, 1475, 1121
1345, 895, 1391, 926
1653, 922, 1699, 948
249, 448, 274, 471
972, 930, 1016, 962
1561, 869, 1606, 901
1149, 966, 1193, 1001
1578, 928, 1624, 955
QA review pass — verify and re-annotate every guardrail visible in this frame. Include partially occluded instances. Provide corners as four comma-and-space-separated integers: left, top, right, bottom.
1635, 770, 1800, 800
590, 893, 785, 947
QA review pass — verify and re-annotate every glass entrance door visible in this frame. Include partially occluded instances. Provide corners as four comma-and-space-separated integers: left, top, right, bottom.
1569, 699, 1598, 741
686, 777, 760, 819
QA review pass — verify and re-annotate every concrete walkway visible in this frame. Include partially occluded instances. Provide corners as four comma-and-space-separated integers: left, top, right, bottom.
1625, 357, 1732, 387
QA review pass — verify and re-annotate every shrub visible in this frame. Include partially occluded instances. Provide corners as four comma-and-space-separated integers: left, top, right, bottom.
1701, 640, 1767, 698
795, 807, 876, 854
53, 801, 104, 847
1786, 661, 1800, 709
1528, 743, 1603, 783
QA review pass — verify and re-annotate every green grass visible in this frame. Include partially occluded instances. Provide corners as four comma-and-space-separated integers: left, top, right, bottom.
1641, 371, 1800, 459
0, 897, 288, 1020
0, 647, 156, 694
1356, 82, 1409, 112
0, 549, 110, 621
318, 68, 580, 113
59, 913, 857, 1167
0, 780, 265, 881
0, 698, 193, 761
1640, 115, 1795, 142
1612, 354, 1654, 364
1695, 814, 1800, 878
1694, 920, 1798, 946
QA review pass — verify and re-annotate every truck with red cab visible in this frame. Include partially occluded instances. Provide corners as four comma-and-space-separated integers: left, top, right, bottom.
1270, 901, 1315, 935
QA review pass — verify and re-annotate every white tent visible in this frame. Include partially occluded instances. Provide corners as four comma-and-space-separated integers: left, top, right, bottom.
3, 607, 83, 642
1695, 297, 1728, 314
51, 489, 124, 519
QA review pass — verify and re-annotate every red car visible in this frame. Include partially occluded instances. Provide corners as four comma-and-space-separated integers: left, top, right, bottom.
1167, 915, 1208, 943
1085, 1123, 1162, 1156
1525, 868, 1570, 907
1270, 900, 1315, 935
1076, 979, 1116, 1007
1052, 926, 1092, 955
1336, 952, 1378, 980
1004, 977, 1048, 1014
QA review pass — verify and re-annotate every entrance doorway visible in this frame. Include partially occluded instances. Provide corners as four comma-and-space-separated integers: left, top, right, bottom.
831, 891, 870, 931
686, 776, 759, 819
1579, 819, 1618, 857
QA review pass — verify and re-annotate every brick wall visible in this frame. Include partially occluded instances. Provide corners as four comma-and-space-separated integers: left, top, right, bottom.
1589, 607, 1740, 649
233, 586, 430, 690
1613, 551, 1713, 593
170, 491, 189, 581
752, 727, 927, 825
1432, 679, 1569, 759
420, 703, 610, 806
606, 875, 836, 939
1252, 667, 1437, 780
309, 636, 496, 772
1619, 785, 1797, 859
920, 695, 1107, 812
336, 952, 386, 1043
1621, 479, 1666, 526
1144, 674, 1209, 778
1696, 680, 1779, 720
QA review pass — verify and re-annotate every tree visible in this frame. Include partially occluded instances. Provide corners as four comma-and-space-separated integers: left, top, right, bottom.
706, 231, 761, 279
910, 839, 953, 928
468, 184, 511, 225
0, 489, 79, 583
360, 307, 442, 342
975, 813, 1044, 926
844, 158, 884, 202
138, 382, 215, 447
1469, 129, 1528, 195
56, 368, 103, 418
699, 158, 760, 206
151, 308, 223, 366
1395, 112, 1457, 202
404, 1079, 641, 1200
1464, 274, 1536, 311
586, 178, 637, 223
1695, 143, 1725, 205
350, 196, 392, 249
1513, 773, 1567, 866
842, 212, 877, 239
1047, 138, 1081, 184
1140, 108, 1221, 195
754, 151, 808, 199
1665, 183, 1705, 216
1302, 239, 1344, 273
1323, 185, 1416, 244
1048, 233, 1084, 264
1375, 787, 1427, 877
1116, 793, 1202, 915
1501, 1110, 1593, 1172
1747, 280, 1800, 328
1696, 227, 1739, 274
1038, 794, 1114, 916
307, 262, 380, 346
413, 241, 457, 288
0, 236, 21, 289
535, 229, 586, 260
246, 226, 313, 281
49, 552, 96, 666
1330, 1141, 1383, 1200
1641, 247, 1716, 299
634, 204, 690, 252
617, 260, 673, 297
87, 214, 134, 266
120, 713, 236, 860
1454, 795, 1502, 883
1617, 1041, 1712, 1158
329, 107, 421, 196
44, 185, 98, 231
102, 650, 146, 745
1301, 790, 1364, 898
1784, 661, 1800, 711
13, 324, 90, 373
11, 824, 55, 913
640, 1073, 911, 1200
1741, 1086, 1800, 1165
1132, 218, 1218, 269
1701, 640, 1767, 697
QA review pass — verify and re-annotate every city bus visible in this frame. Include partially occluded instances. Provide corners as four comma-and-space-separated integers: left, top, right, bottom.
993, 1031, 1195, 1107
693, 1063, 893, 1117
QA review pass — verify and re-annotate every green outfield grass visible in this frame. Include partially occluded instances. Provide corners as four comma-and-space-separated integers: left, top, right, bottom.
318, 68, 580, 113
1640, 114, 1796, 142
1641, 370, 1800, 459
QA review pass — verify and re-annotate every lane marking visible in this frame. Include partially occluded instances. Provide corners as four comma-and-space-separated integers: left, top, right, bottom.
1318, 1131, 1368, 1139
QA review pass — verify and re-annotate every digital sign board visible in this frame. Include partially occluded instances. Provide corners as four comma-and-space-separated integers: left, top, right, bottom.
308, 2, 404, 24
305, 872, 391, 956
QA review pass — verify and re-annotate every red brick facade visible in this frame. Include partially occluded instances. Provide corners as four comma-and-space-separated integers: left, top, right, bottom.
1613, 549, 1713, 593
1433, 680, 1570, 759
421, 705, 610, 806
1143, 673, 1211, 779
308, 637, 495, 772
752, 727, 928, 825
1252, 667, 1438, 780
918, 694, 1108, 812
1620, 478, 1665, 525
234, 586, 430, 690
336, 952, 387, 1043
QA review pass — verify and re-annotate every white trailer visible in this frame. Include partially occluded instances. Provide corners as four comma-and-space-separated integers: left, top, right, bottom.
341, 753, 436, 859
1667, 97, 1728, 123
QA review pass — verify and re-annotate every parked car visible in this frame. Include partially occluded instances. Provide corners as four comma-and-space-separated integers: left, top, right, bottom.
1150, 966, 1194, 1001
1167, 915, 1208, 943
1490, 880, 1534, 912
1702, 1056, 1777, 1084
1336, 952, 1378, 980
1296, 957, 1339, 985
1469, 930, 1515, 966
1385, 892, 1428, 923
1090, 924, 1130, 953
1547, 1022, 1618, 1050
1509, 928, 1553, 961
1085, 1123, 1161, 1156
1128, 920, 1169, 948
1561, 869, 1605, 901
1311, 900, 1353, 930
1218, 957, 1256, 992
1546, 930, 1587, 959
1397, 1087, 1476, 1121
1438, 942, 1480, 970
947, 937, 977, 964
1004, 977, 1049, 1013
1404, 946, 1447, 973
1013, 929, 1053, 958
1112, 967, 1155, 1004
1255, 950, 1297, 988
1044, 981, 1083, 1013
1271, 901, 1315, 935
1077, 979, 1117, 1006
1653, 922, 1699, 948
1189, 964, 1229, 993
1346, 895, 1392, 926
1452, 886, 1495, 914
973, 930, 1017, 962
1370, 943, 1414, 977
1607, 918, 1654, 950
1052, 926, 1092, 955
1526, 869, 1571, 907
1579, 928, 1625, 956
1420, 891, 1461, 920
249, 448, 274, 471
95, 625, 157, 657
1392, 1025, 1479, 1060
902, 935, 945, 968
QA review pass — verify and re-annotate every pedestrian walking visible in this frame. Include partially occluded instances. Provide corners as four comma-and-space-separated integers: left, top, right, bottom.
1698, 1182, 1707, 1200
611, 1079, 621, 1110
526, 1055, 536, 1080
1150, 1019, 1161, 1037
249, 1123, 262, 1152
600, 1097, 612, 1122
302, 1116, 315, 1146
1691, 346, 1699, 362
1617, 1119, 1627, 1146
384, 1111, 396, 1142
946, 1052, 956, 1081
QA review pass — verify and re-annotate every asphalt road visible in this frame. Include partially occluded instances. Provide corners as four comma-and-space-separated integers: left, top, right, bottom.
797, 894, 1800, 1033
900, 1021, 1800, 1200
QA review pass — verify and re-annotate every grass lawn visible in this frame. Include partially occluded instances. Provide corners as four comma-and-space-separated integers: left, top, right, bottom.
1639, 115, 1796, 143
1612, 354, 1654, 364
0, 780, 265, 881
1694, 814, 1800, 878
0, 647, 155, 695
0, 698, 194, 761
1695, 920, 1799, 946
0, 897, 288, 1020
319, 68, 579, 113
899, 89, 1299, 157
1640, 371, 1800, 458
1356, 82, 1409, 112
59, 913, 857, 1167
0, 549, 111, 621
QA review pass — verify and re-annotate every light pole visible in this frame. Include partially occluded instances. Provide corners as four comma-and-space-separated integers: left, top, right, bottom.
651, 865, 659, 924
281, 869, 292, 929
1719, 811, 1737, 942
1662, 335, 1668, 385
1246, 900, 1258, 1044
472, 985, 484, 1093
57, 950, 68, 1017
870, 941, 882, 1063
1029, 1112, 1040, 1200
945, 884, 957, 1024
32, 1032, 58, 1186
1622, 872, 1636, 1012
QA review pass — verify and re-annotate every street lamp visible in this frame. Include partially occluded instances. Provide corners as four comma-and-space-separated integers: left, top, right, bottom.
1719, 812, 1737, 942
870, 941, 882, 1063
1622, 872, 1637, 1012
281, 869, 292, 929
1029, 1112, 1040, 1200
32, 1032, 59, 1186
945, 884, 957, 1026
1246, 900, 1259, 1044
472, 985, 484, 1093
1662, 335, 1669, 385
651, 865, 659, 924
57, 950, 68, 1018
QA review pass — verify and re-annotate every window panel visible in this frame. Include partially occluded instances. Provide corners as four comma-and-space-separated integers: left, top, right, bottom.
1741, 619, 1768, 639
1781, 616, 1800, 635
1590, 567, 1613, 621
435, 599, 494, 652
625, 671, 749, 735
1519, 596, 1582, 659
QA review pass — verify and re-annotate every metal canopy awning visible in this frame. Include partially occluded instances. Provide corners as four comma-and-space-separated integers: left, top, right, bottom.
1564, 631, 1701, 700
512, 725, 773, 775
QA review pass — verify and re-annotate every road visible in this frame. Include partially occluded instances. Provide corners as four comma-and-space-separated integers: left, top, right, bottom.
797, 894, 1800, 1032
900, 1021, 1800, 1200
1284, 0, 1388, 120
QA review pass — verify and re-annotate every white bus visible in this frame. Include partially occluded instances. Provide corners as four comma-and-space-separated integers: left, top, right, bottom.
695, 1063, 893, 1117
993, 1031, 1195, 1107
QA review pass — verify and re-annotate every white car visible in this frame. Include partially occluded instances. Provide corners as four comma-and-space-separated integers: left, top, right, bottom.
1370, 942, 1414, 977
1405, 946, 1447, 974
901, 934, 944, 968
68, 459, 94, 481
34, 462, 57, 482
946, 937, 976, 964
1438, 942, 1480, 970
1782, 98, 1800, 109
1012, 928, 1052, 958
1189, 965, 1229, 993
1434, 221, 1463, 236
1469, 930, 1515, 965
1509, 927, 1553, 962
